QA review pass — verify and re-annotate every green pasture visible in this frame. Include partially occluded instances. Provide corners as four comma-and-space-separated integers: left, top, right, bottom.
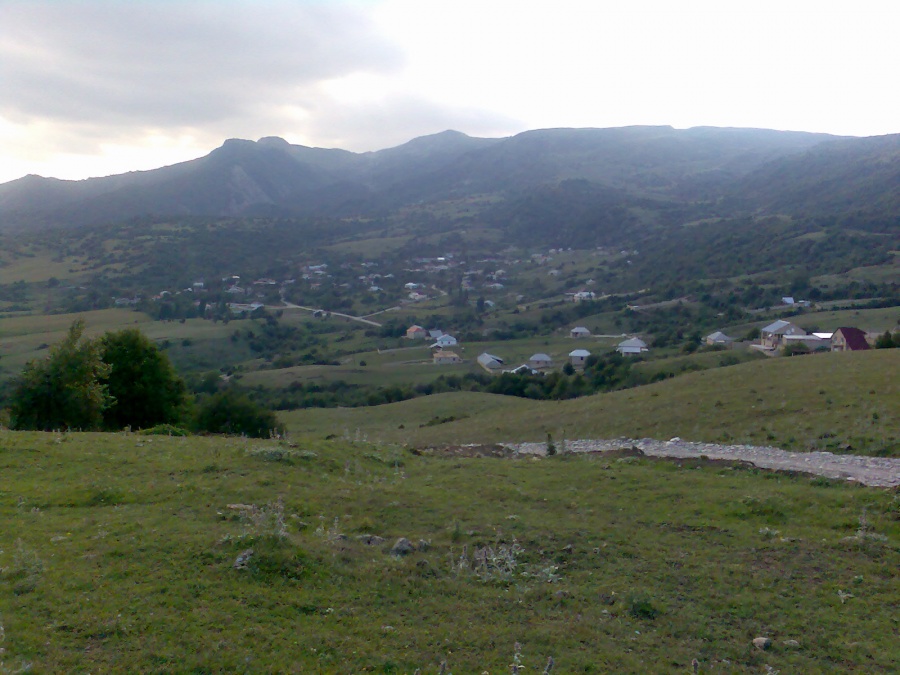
0, 430, 897, 672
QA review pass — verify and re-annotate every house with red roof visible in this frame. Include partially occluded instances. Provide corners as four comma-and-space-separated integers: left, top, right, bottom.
831, 327, 870, 352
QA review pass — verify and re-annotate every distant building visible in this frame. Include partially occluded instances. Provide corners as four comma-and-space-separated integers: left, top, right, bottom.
760, 320, 805, 350
431, 334, 458, 349
406, 325, 427, 340
570, 326, 591, 339
573, 291, 595, 302
528, 353, 554, 369
617, 337, 648, 355
433, 350, 462, 365
568, 349, 591, 367
831, 327, 870, 352
705, 331, 734, 347
477, 352, 505, 373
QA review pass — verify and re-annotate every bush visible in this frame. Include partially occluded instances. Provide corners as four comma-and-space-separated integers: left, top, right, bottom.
194, 389, 283, 438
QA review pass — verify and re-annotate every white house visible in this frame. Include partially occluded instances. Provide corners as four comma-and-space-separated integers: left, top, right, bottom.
569, 349, 591, 367
705, 331, 734, 347
431, 334, 458, 349
528, 353, 554, 369
617, 337, 648, 355
570, 326, 591, 338
573, 291, 596, 302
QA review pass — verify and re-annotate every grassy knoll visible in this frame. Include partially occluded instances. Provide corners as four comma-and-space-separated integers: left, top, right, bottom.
1, 430, 897, 672
282, 350, 900, 455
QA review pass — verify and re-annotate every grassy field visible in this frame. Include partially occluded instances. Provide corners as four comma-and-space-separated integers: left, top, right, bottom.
282, 349, 900, 455
1, 430, 897, 672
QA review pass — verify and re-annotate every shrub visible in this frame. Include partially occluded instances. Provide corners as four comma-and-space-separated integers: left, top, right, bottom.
195, 389, 283, 438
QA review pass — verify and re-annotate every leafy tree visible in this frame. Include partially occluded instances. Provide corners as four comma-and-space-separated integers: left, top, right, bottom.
194, 389, 283, 438
99, 329, 189, 430
9, 320, 111, 430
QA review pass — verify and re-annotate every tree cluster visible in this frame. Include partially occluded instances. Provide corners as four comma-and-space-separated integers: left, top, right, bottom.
6, 321, 280, 438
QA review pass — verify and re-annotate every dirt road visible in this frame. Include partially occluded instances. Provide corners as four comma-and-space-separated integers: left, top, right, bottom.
502, 437, 900, 488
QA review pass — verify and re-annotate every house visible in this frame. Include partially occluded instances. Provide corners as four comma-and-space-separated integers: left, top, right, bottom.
759, 320, 806, 350
617, 337, 648, 355
831, 327, 870, 352
433, 350, 461, 365
569, 349, 591, 367
431, 334, 458, 349
570, 326, 591, 339
477, 352, 505, 373
406, 325, 427, 340
573, 291, 596, 302
428, 329, 444, 340
528, 353, 554, 369
705, 331, 734, 347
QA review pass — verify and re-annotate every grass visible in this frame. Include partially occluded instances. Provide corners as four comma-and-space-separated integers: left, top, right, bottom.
0, 429, 897, 672
282, 349, 900, 455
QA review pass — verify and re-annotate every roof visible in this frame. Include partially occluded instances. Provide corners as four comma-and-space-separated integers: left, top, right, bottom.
618, 337, 647, 348
835, 326, 870, 350
569, 349, 591, 357
706, 331, 733, 342
529, 353, 552, 361
434, 350, 460, 359
477, 352, 504, 365
761, 320, 802, 335
571, 326, 590, 333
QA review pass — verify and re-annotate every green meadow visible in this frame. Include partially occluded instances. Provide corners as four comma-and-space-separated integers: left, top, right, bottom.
1, 430, 897, 673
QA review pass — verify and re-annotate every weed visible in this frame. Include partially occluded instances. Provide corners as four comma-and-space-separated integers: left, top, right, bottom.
627, 591, 661, 620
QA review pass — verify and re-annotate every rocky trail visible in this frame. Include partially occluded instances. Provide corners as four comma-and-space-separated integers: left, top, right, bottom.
497, 438, 900, 488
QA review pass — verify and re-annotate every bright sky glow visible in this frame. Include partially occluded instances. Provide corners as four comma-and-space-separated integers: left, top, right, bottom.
0, 0, 897, 183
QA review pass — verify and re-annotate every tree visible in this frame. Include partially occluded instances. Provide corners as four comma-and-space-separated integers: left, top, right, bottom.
9, 320, 111, 431
99, 329, 189, 430
194, 389, 283, 438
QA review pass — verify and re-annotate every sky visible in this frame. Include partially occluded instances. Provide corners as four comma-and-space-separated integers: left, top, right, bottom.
1, 0, 898, 184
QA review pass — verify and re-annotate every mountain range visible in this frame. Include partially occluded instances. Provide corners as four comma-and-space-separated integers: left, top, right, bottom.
1, 125, 898, 233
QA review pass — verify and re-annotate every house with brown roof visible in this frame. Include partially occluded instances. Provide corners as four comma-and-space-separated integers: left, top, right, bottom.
831, 327, 870, 352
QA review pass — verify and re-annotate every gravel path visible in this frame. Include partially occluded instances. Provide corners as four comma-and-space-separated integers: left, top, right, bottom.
502, 438, 900, 488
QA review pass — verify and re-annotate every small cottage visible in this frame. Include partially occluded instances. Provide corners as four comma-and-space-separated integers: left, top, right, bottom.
406, 325, 427, 340
570, 326, 591, 339
528, 353, 554, 369
705, 331, 734, 347
568, 349, 591, 367
433, 350, 462, 365
617, 337, 648, 355
431, 334, 458, 349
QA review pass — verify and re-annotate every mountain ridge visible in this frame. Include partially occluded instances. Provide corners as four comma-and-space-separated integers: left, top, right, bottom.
0, 125, 896, 233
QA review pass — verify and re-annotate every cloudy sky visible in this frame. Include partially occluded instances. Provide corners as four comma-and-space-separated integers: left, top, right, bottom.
1, 0, 897, 183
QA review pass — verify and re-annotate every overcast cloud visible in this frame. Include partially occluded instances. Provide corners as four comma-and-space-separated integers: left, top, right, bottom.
1, 0, 898, 182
